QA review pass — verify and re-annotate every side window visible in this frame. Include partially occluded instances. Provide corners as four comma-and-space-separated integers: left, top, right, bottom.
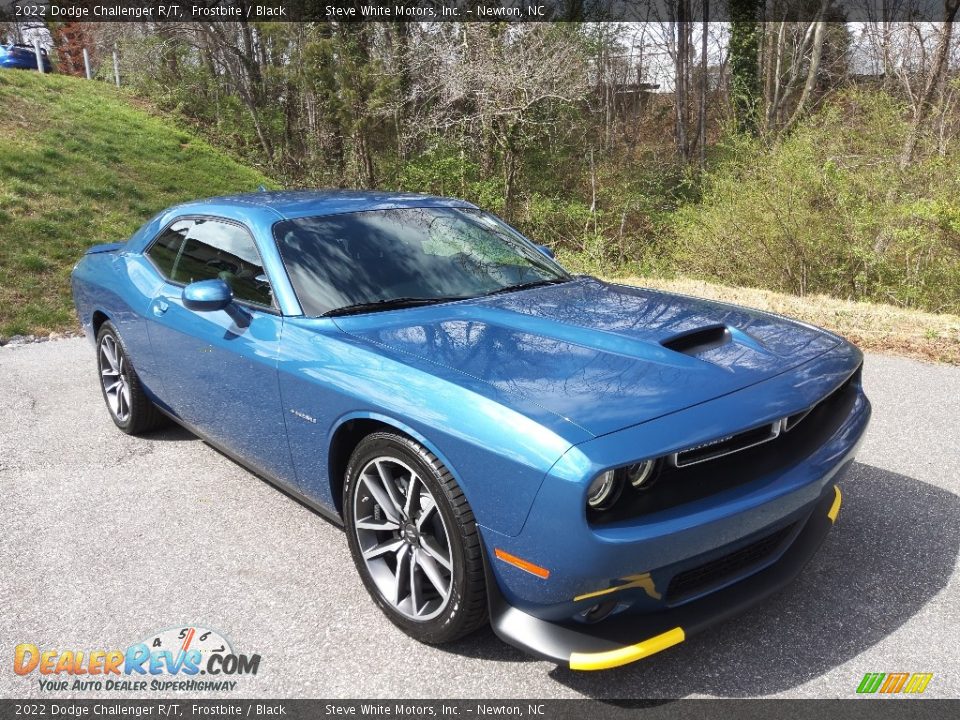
175, 219, 274, 308
146, 220, 193, 279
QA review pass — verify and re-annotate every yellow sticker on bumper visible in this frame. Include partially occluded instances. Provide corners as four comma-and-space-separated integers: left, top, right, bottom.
828, 485, 842, 523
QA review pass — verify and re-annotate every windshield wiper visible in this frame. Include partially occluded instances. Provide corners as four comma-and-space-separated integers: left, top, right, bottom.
322, 296, 465, 317
324, 279, 571, 316
481, 278, 571, 297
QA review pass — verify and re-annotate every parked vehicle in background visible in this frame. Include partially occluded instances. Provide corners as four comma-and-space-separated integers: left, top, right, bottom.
0, 43, 52, 72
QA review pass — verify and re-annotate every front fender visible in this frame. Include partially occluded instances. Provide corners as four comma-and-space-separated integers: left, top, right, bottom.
277, 317, 583, 536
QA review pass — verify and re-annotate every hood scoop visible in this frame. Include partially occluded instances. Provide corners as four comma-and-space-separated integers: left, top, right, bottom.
661, 324, 731, 356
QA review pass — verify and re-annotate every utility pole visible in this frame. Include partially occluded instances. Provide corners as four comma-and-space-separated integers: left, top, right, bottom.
33, 39, 44, 74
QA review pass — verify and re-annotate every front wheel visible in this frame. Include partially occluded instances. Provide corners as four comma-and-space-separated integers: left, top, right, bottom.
343, 432, 488, 644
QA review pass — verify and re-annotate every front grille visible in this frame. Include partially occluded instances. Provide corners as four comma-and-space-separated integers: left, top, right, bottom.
783, 407, 813, 431
674, 421, 780, 467
589, 364, 861, 525
666, 523, 796, 603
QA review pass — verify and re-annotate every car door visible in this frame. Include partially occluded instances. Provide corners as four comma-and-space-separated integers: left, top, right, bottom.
143, 217, 296, 485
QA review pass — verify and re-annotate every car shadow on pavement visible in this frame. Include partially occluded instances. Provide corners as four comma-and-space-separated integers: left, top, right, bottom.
141, 424, 198, 442
537, 462, 959, 698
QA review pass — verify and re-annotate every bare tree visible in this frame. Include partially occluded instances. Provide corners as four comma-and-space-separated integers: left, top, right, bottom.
427, 24, 589, 210
784, 1, 830, 132
899, 4, 960, 168
673, 6, 694, 159
698, 1, 708, 168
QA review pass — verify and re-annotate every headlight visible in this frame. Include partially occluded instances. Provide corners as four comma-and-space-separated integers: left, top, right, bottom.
627, 460, 656, 489
587, 470, 621, 510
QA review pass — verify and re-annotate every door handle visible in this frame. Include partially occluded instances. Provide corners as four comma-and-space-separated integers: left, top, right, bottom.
153, 299, 169, 316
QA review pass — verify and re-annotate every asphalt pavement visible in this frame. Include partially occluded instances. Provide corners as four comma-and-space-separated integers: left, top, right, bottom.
1, 338, 958, 699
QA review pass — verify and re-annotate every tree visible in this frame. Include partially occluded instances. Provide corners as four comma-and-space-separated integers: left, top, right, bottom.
729, 0, 763, 134
673, 3, 693, 158
760, 11, 848, 136
428, 24, 588, 210
783, 1, 830, 133
899, 2, 960, 168
697, 0, 709, 168
48, 21, 92, 77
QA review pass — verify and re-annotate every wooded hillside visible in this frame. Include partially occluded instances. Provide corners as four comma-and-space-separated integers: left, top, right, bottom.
6, 18, 960, 314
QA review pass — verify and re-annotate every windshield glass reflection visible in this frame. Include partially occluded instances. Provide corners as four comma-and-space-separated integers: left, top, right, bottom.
273, 207, 569, 317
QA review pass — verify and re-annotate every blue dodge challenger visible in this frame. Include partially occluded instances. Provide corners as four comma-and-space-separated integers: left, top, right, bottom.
72, 191, 870, 670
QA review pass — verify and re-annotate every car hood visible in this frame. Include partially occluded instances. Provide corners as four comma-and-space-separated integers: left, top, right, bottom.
334, 277, 840, 438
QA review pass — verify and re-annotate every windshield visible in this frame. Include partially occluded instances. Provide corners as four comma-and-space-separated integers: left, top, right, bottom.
273, 207, 570, 317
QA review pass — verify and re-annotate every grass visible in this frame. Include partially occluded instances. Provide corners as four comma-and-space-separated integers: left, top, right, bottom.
613, 276, 960, 365
0, 70, 273, 337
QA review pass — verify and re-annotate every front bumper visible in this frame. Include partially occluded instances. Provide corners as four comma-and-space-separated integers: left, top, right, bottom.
487, 481, 844, 670
479, 341, 869, 669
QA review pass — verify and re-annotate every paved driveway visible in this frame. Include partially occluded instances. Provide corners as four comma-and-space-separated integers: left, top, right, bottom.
1, 340, 957, 699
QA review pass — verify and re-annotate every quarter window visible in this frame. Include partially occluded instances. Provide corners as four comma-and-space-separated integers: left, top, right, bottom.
146, 220, 193, 279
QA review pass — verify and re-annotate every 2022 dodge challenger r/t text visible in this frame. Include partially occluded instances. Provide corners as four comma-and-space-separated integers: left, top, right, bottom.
71, 191, 870, 670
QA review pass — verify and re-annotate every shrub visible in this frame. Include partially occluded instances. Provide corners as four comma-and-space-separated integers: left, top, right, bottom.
671, 89, 960, 314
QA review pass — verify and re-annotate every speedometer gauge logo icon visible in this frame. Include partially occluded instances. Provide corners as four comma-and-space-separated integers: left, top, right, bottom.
142, 626, 233, 673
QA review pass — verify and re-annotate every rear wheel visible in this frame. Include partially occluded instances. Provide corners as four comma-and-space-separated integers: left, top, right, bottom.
96, 321, 166, 434
344, 432, 488, 643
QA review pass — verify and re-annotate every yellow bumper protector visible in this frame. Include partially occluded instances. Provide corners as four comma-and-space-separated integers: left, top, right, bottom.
828, 485, 842, 523
569, 627, 685, 671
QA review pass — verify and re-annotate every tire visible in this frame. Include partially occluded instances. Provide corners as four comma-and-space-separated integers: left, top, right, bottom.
96, 321, 166, 435
344, 432, 488, 644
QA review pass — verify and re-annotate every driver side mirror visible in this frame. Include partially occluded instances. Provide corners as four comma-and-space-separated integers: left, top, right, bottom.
536, 244, 555, 259
183, 279, 233, 312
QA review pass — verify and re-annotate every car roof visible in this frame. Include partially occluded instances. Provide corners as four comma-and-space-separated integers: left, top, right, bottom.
171, 189, 478, 221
